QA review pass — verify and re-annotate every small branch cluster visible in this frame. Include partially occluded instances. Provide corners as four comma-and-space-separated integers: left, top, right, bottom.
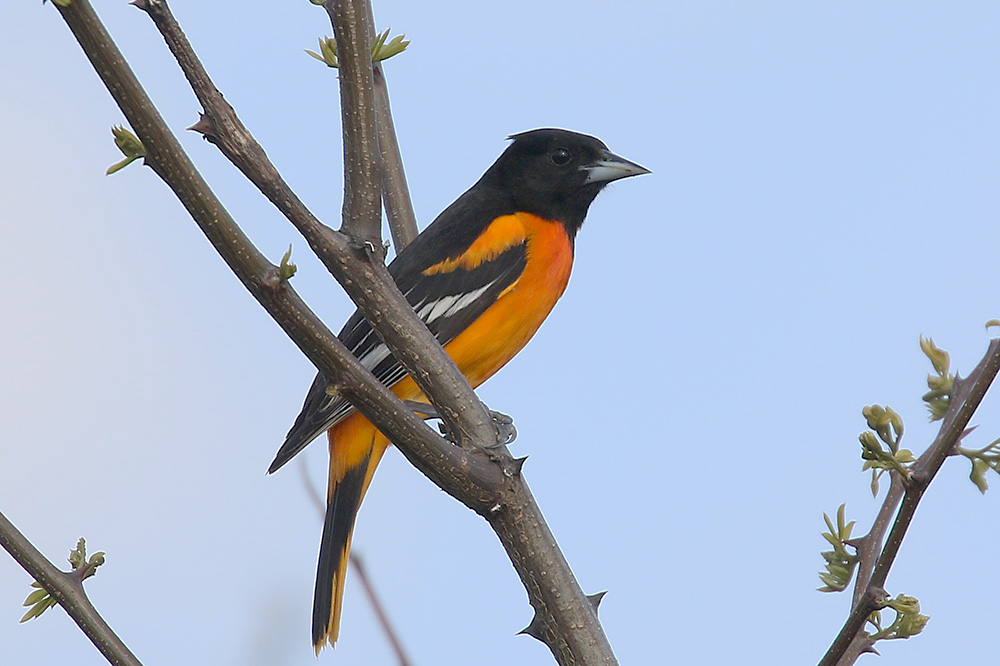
859, 404, 914, 496
866, 594, 929, 643
20, 538, 105, 623
306, 28, 409, 68
817, 505, 858, 593
817, 331, 1000, 666
955, 437, 1000, 493
920, 336, 953, 421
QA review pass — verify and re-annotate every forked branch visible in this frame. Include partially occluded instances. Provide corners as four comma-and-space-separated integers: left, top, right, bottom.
38, 1, 619, 664
820, 337, 1000, 666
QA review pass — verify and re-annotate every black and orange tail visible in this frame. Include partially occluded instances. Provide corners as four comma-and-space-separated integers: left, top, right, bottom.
311, 413, 390, 651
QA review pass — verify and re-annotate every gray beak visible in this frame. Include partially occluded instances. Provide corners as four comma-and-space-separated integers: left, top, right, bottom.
582, 150, 651, 184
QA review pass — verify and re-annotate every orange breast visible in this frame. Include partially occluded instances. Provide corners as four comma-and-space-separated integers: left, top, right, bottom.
442, 212, 574, 387
393, 211, 574, 400
331, 212, 573, 476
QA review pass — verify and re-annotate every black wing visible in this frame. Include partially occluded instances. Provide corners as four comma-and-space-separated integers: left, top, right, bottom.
269, 186, 524, 473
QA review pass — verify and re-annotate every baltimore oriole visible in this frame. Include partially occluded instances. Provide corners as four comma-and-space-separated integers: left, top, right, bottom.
268, 128, 648, 650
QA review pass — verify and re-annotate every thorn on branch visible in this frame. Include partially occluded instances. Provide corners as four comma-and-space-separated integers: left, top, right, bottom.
587, 591, 607, 614
517, 611, 546, 642
187, 113, 218, 142
861, 642, 880, 656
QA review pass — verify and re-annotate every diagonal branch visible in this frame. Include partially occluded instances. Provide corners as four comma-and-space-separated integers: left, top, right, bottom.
373, 60, 419, 250
52, 0, 490, 492
47, 1, 620, 663
136, 0, 496, 452
821, 337, 1000, 666
0, 510, 142, 666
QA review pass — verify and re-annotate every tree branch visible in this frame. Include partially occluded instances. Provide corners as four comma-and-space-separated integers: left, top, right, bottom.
0, 510, 142, 666
48, 1, 620, 663
136, 0, 496, 453
53, 0, 486, 491
359, 0, 419, 249
351, 553, 415, 666
324, 0, 382, 246
821, 337, 1000, 666
373, 63, 419, 249
850, 474, 903, 610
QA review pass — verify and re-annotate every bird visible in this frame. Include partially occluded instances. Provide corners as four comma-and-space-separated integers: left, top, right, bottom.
268, 128, 649, 651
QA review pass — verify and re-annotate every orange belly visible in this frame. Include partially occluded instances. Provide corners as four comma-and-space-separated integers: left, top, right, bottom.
329, 212, 574, 478
412, 211, 573, 395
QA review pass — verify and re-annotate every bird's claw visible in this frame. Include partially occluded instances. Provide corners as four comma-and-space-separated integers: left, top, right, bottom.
404, 400, 516, 448
487, 409, 517, 448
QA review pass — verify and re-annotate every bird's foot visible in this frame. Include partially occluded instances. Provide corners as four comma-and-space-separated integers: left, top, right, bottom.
403, 400, 516, 448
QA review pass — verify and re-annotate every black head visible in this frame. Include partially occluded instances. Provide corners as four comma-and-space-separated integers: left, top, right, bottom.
484, 128, 649, 236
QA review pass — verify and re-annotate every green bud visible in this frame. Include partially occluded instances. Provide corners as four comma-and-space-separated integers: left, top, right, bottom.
887, 594, 920, 615
971, 458, 990, 494
899, 611, 930, 637
920, 336, 950, 376
279, 244, 297, 282
859, 431, 881, 457
107, 126, 145, 175
372, 29, 409, 63
68, 538, 87, 569
862, 405, 882, 431
306, 36, 339, 68
82, 552, 105, 580
22, 588, 49, 606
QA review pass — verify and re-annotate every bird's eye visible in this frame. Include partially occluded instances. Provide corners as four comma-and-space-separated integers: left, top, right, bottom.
549, 147, 572, 166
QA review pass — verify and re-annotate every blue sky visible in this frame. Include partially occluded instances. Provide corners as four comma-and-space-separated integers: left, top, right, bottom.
2, 2, 999, 665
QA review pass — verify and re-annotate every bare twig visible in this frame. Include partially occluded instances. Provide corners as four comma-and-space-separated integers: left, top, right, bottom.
373, 63, 419, 250
0, 510, 142, 666
351, 554, 415, 666
821, 337, 1000, 666
849, 475, 903, 610
324, 0, 382, 247
360, 0, 419, 249
835, 474, 904, 665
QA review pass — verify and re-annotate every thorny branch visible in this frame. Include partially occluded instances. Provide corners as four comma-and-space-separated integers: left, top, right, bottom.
820, 337, 1000, 666
0, 510, 142, 666
38, 0, 620, 664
